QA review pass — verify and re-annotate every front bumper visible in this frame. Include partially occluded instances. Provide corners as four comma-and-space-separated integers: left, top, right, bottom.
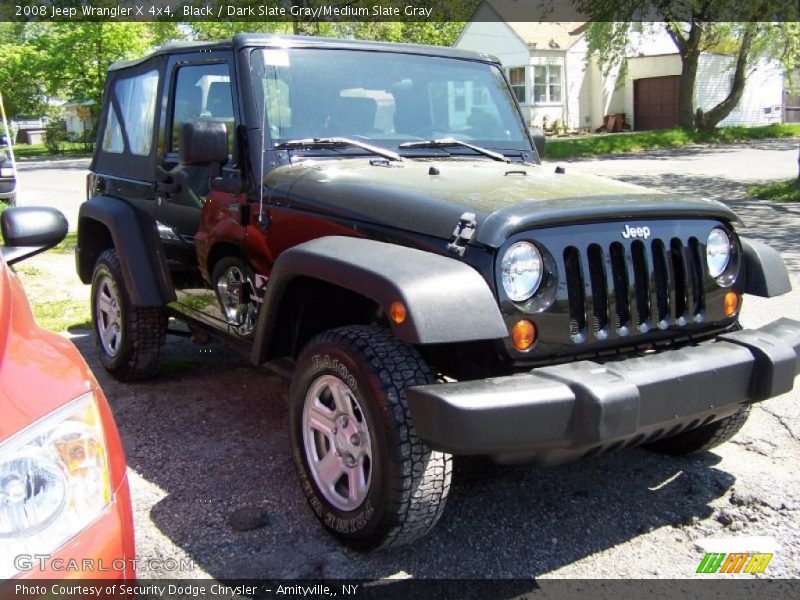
406, 318, 800, 464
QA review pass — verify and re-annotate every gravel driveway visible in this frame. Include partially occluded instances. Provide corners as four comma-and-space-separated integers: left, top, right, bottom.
44, 138, 800, 580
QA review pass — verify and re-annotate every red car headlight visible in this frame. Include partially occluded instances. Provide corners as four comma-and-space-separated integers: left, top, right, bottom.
0, 393, 112, 578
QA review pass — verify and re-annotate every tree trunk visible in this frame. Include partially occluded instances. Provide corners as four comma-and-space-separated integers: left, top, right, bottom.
666, 21, 702, 128
695, 26, 756, 132
677, 51, 699, 128
796, 141, 800, 190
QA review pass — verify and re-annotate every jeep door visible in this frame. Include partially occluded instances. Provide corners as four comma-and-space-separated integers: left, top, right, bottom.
156, 51, 246, 327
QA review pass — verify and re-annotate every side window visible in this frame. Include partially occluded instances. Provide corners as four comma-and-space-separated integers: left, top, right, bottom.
101, 105, 124, 153
171, 63, 233, 152
112, 70, 159, 156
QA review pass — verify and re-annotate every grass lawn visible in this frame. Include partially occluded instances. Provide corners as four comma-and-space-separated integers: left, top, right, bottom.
12, 250, 91, 332
747, 179, 800, 203
545, 123, 800, 159
12, 142, 93, 159
1, 205, 88, 331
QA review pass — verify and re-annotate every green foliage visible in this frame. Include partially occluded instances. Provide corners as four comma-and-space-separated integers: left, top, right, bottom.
44, 116, 69, 156
0, 17, 473, 122
747, 179, 800, 203
0, 42, 48, 119
545, 124, 800, 159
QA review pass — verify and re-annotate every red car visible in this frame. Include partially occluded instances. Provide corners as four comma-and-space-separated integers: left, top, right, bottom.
0, 207, 134, 579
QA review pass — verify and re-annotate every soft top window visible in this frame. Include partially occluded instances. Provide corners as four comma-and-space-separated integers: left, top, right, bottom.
113, 70, 159, 156
93, 62, 162, 181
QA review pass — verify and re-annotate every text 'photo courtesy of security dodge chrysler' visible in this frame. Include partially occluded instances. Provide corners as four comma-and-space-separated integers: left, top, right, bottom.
75, 34, 800, 550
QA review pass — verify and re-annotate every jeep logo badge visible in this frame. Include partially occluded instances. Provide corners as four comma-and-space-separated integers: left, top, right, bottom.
622, 224, 651, 239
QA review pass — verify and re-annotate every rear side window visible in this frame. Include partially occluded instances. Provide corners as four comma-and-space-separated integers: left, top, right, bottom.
171, 63, 233, 152
102, 69, 158, 156
102, 105, 124, 153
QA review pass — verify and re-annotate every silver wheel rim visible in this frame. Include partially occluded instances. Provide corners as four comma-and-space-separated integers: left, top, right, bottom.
95, 274, 122, 357
302, 374, 373, 512
216, 265, 257, 336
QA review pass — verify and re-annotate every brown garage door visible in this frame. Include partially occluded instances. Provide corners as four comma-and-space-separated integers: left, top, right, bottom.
634, 75, 680, 130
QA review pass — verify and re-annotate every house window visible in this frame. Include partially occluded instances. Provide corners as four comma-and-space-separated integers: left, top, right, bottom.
507, 67, 526, 103
533, 65, 562, 104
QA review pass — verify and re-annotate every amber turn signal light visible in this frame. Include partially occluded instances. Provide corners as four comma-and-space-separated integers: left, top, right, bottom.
724, 292, 739, 317
389, 301, 406, 324
512, 319, 536, 351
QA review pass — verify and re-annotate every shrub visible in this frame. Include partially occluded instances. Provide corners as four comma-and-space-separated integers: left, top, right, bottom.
44, 118, 69, 155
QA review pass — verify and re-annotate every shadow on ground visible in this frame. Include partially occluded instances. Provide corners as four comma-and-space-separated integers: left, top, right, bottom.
69, 331, 736, 579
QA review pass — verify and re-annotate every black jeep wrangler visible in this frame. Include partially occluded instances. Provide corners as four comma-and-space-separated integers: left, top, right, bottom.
76, 34, 800, 550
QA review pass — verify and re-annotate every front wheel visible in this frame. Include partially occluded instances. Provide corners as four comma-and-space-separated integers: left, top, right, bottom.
91, 249, 166, 381
289, 325, 452, 550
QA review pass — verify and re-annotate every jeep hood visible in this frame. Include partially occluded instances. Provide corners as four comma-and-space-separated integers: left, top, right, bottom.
266, 158, 740, 248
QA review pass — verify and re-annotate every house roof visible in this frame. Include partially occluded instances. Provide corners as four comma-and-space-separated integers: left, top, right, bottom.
483, 0, 587, 49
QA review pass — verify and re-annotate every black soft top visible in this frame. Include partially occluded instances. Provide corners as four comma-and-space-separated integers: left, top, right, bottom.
108, 34, 500, 72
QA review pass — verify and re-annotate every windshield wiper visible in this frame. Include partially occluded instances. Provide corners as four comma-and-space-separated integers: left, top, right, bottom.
399, 138, 508, 163
274, 137, 402, 162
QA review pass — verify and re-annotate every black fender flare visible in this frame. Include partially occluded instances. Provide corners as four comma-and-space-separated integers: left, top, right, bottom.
740, 237, 792, 298
77, 196, 175, 306
252, 236, 508, 364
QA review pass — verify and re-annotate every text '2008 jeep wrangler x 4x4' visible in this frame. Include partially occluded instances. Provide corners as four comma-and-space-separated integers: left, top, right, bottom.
76, 34, 800, 550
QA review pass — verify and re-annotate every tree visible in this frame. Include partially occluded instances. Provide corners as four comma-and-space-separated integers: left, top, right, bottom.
0, 42, 48, 119
35, 23, 157, 107
579, 0, 800, 131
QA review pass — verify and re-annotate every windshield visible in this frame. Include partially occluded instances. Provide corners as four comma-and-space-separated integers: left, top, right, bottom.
251, 48, 531, 157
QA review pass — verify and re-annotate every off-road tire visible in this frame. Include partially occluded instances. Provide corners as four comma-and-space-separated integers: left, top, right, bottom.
289, 325, 452, 550
644, 405, 752, 455
91, 248, 166, 381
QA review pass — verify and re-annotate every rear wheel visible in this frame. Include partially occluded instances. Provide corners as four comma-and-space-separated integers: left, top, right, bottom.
91, 249, 166, 381
289, 325, 452, 550
644, 405, 752, 455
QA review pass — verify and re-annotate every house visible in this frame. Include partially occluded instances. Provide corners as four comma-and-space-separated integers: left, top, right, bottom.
62, 100, 97, 140
454, 0, 785, 131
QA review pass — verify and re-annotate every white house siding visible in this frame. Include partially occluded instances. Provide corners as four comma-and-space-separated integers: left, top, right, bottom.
454, 10, 529, 65
565, 37, 591, 130
454, 14, 534, 124
695, 55, 783, 126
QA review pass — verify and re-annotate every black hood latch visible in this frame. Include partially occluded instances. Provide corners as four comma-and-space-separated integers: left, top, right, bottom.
447, 212, 477, 257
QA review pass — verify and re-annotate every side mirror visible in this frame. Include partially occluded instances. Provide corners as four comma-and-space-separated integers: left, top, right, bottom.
529, 127, 546, 161
179, 121, 228, 167
1, 206, 68, 265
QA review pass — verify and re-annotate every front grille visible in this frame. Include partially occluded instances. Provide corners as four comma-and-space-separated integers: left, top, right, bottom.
564, 236, 706, 341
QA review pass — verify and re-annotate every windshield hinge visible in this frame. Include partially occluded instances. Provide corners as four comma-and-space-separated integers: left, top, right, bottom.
447, 212, 477, 257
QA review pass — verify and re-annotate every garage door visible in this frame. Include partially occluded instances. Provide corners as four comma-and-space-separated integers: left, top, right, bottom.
634, 76, 680, 131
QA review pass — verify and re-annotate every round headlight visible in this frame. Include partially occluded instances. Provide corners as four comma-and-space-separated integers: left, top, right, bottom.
501, 241, 543, 302
706, 228, 731, 278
